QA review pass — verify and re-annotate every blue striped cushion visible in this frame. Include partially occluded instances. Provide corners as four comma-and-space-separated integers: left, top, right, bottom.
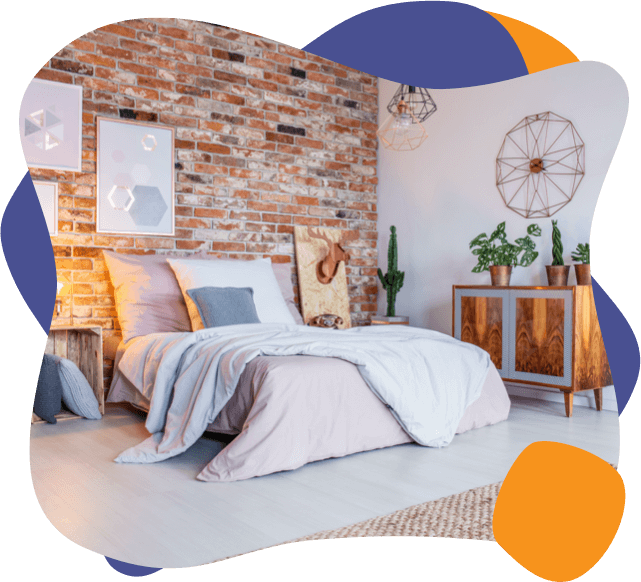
53, 356, 102, 420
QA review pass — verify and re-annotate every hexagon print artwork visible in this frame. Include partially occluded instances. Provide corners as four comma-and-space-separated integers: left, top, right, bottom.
97, 117, 175, 235
20, 79, 82, 171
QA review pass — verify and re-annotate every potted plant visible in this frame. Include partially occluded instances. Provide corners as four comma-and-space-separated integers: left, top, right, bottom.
377, 225, 407, 323
571, 242, 591, 285
469, 221, 541, 286
546, 220, 571, 286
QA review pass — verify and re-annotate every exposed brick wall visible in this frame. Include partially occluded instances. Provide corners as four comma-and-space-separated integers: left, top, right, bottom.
28, 18, 379, 391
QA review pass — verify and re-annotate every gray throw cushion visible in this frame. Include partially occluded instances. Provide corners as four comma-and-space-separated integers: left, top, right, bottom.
34, 354, 63, 424
52, 356, 102, 420
186, 287, 261, 328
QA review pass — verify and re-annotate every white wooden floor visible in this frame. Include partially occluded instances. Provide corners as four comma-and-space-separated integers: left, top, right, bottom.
30, 396, 619, 568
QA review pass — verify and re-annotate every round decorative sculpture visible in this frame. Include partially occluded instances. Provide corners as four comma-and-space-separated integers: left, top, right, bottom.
496, 112, 585, 218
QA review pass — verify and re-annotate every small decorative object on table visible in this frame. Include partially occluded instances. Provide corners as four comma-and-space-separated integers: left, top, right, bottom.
546, 220, 570, 286
571, 242, 591, 285
307, 314, 344, 329
376, 225, 407, 324
469, 221, 541, 286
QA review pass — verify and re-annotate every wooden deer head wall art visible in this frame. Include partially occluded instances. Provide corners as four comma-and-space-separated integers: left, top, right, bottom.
307, 227, 350, 285
293, 226, 352, 329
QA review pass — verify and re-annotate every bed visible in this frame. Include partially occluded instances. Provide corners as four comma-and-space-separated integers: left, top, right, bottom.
103, 251, 511, 483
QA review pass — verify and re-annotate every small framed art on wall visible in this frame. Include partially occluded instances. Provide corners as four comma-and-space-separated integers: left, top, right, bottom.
33, 180, 58, 236
96, 117, 175, 236
20, 79, 83, 171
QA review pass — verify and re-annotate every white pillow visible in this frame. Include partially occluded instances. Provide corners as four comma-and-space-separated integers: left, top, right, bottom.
167, 258, 296, 330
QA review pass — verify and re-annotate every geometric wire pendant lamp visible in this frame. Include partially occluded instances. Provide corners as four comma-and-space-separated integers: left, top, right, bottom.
377, 85, 437, 151
496, 112, 585, 218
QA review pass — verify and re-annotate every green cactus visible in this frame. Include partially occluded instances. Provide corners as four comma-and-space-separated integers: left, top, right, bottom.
551, 220, 564, 266
377, 225, 405, 317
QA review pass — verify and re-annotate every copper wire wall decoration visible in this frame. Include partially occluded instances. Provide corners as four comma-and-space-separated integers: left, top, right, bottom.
496, 112, 585, 218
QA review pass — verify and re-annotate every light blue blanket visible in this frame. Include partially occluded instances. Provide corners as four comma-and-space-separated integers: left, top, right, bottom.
115, 323, 491, 466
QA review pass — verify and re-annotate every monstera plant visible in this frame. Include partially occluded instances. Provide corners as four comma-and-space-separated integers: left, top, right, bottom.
469, 222, 541, 286
470, 222, 541, 269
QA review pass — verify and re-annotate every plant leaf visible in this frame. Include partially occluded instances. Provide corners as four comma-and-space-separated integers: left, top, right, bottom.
527, 224, 542, 237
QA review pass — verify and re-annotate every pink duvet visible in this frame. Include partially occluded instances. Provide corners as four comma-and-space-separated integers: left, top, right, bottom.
110, 348, 510, 482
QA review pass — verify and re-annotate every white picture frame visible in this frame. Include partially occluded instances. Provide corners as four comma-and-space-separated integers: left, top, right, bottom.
20, 79, 83, 171
33, 180, 58, 236
96, 117, 175, 236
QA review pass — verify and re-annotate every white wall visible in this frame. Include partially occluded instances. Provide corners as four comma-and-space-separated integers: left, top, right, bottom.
377, 61, 628, 411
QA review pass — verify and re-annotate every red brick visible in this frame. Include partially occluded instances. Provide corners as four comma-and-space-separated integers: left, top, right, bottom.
194, 208, 227, 219
248, 78, 279, 92
230, 211, 261, 221
135, 238, 175, 249
261, 193, 291, 203
293, 216, 320, 226
262, 213, 292, 224
197, 142, 231, 155
263, 50, 291, 64
76, 52, 116, 68
98, 23, 137, 38
294, 196, 319, 206
248, 201, 277, 212
212, 242, 245, 252
297, 137, 324, 149
268, 255, 292, 264
177, 240, 210, 250
293, 176, 322, 187
138, 76, 174, 91
158, 25, 193, 40
322, 219, 348, 229
281, 204, 307, 215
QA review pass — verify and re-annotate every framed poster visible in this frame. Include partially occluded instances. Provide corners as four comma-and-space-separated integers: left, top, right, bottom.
33, 181, 58, 236
96, 117, 175, 236
20, 79, 82, 171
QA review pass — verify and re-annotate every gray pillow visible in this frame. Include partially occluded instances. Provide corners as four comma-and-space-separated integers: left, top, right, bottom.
186, 287, 261, 328
52, 356, 102, 420
34, 354, 62, 423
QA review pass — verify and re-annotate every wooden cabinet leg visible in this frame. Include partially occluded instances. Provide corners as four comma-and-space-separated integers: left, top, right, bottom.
564, 392, 574, 417
594, 388, 603, 411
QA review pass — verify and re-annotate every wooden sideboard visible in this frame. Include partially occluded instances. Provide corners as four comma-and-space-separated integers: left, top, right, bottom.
452, 285, 612, 417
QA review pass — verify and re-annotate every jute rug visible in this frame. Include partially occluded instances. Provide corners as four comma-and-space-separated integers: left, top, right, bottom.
292, 481, 501, 543
212, 481, 502, 563
212, 465, 618, 562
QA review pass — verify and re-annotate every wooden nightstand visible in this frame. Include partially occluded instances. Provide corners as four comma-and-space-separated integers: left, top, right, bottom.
371, 316, 410, 325
32, 325, 105, 423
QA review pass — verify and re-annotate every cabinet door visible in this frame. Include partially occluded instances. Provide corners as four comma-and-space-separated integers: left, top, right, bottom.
454, 288, 509, 378
508, 289, 573, 387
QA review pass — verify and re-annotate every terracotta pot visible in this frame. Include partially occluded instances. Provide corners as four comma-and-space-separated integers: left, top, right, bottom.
489, 265, 512, 286
575, 264, 591, 286
546, 265, 571, 286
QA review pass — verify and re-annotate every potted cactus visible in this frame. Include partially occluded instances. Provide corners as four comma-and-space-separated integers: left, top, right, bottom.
469, 222, 541, 286
377, 225, 407, 323
546, 220, 571, 286
571, 242, 591, 285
